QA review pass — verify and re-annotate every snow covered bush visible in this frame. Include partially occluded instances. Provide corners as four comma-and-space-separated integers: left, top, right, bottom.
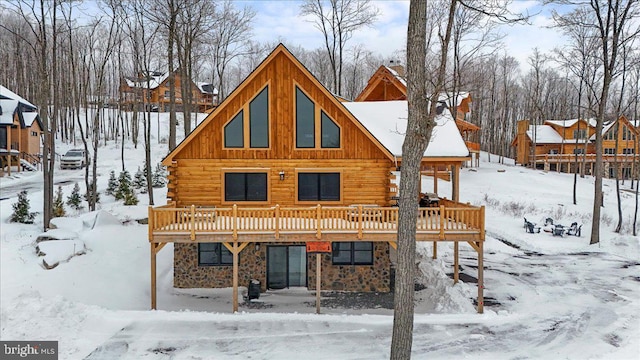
106, 170, 118, 196
52, 185, 66, 217
66, 182, 83, 210
152, 163, 167, 188
115, 170, 133, 200
10, 190, 36, 224
133, 166, 147, 190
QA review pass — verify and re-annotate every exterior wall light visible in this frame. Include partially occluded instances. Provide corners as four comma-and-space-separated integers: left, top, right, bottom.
279, 170, 285, 181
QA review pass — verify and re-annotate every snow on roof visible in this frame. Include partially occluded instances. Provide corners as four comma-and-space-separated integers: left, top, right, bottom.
438, 92, 470, 108
343, 100, 469, 158
526, 125, 564, 144
196, 82, 218, 95
22, 112, 39, 127
0, 99, 18, 125
384, 66, 407, 87
545, 118, 596, 128
0, 85, 36, 108
124, 72, 169, 90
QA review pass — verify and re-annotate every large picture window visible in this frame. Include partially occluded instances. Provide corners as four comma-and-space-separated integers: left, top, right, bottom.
198, 243, 233, 266
298, 172, 340, 201
321, 111, 340, 148
296, 87, 315, 148
250, 87, 269, 148
224, 110, 244, 148
332, 242, 373, 265
225, 172, 268, 201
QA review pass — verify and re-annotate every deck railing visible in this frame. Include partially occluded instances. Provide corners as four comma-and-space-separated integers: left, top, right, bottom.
533, 153, 637, 163
149, 204, 485, 242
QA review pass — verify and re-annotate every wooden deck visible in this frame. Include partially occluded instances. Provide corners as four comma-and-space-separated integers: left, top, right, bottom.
148, 202, 485, 314
148, 203, 485, 244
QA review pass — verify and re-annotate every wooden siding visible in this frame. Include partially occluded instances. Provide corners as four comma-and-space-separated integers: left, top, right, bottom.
173, 52, 389, 162
545, 120, 596, 144
169, 159, 391, 207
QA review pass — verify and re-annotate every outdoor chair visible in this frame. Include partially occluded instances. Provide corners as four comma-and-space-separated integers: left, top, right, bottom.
552, 224, 565, 237
524, 218, 540, 233
566, 222, 582, 237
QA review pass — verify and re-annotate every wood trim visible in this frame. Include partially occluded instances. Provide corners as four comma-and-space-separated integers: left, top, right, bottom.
220, 168, 272, 206
294, 168, 344, 205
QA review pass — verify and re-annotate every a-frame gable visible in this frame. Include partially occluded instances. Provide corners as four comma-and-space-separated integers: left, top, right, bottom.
355, 66, 407, 102
163, 44, 394, 165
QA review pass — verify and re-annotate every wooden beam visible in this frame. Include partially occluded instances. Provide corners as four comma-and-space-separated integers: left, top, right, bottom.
433, 167, 438, 193
316, 253, 321, 314
453, 241, 459, 284
388, 241, 397, 249
151, 243, 157, 310
232, 242, 239, 312
453, 164, 460, 202
466, 240, 480, 253
432, 241, 437, 259
477, 241, 484, 314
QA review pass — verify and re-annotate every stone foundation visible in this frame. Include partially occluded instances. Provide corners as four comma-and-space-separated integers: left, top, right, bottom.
174, 242, 391, 292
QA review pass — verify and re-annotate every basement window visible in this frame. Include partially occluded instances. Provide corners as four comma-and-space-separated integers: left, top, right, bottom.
332, 242, 373, 265
198, 243, 233, 266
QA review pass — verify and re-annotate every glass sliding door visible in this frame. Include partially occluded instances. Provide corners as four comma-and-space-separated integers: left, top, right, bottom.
267, 245, 307, 289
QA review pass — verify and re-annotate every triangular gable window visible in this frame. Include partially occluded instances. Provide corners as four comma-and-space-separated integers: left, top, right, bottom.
224, 110, 244, 148
321, 111, 339, 148
295, 86, 341, 149
223, 86, 269, 149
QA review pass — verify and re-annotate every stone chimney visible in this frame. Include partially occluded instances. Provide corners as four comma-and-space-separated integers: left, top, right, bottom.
388, 60, 405, 78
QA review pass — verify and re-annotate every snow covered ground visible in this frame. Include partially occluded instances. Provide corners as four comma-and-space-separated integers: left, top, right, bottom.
1, 112, 639, 359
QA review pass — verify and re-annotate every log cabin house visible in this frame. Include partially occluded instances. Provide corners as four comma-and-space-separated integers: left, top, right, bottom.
512, 117, 639, 179
120, 71, 218, 113
0, 85, 42, 176
355, 64, 481, 167
148, 44, 485, 313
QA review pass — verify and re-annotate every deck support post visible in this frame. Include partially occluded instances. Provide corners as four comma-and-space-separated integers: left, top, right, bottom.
453, 241, 459, 284
453, 164, 460, 202
151, 243, 157, 310
316, 253, 321, 314
232, 241, 239, 312
432, 241, 437, 259
433, 166, 438, 193
477, 241, 484, 314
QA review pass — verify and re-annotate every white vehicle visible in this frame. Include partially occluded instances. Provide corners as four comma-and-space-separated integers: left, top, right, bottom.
60, 149, 88, 169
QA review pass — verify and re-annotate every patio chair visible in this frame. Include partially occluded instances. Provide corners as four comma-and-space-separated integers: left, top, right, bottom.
552, 224, 565, 237
566, 222, 582, 237
524, 218, 540, 233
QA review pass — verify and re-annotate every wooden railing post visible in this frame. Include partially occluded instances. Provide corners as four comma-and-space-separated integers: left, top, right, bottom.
148, 206, 154, 242
358, 205, 363, 240
275, 204, 280, 240
232, 204, 238, 240
190, 204, 195, 241
439, 205, 445, 240
316, 204, 322, 240
480, 206, 485, 240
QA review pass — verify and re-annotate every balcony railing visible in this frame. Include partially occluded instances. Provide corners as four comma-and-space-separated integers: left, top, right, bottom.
148, 203, 485, 243
533, 153, 637, 163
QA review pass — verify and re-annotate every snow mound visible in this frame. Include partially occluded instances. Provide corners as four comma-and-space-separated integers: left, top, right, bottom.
35, 229, 79, 243
50, 216, 84, 232
80, 210, 122, 229
36, 239, 86, 269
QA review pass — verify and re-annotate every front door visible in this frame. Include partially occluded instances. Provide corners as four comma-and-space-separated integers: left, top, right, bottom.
267, 245, 307, 289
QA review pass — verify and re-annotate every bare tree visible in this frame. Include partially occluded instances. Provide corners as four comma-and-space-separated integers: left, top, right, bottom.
206, 0, 255, 101
300, 0, 379, 96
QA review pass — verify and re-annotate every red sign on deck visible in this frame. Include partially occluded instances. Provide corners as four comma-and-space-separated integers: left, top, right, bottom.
306, 242, 332, 253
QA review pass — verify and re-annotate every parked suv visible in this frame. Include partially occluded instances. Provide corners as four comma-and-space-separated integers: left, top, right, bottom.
60, 149, 88, 169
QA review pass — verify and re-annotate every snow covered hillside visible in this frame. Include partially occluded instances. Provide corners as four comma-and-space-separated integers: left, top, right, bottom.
1, 112, 638, 359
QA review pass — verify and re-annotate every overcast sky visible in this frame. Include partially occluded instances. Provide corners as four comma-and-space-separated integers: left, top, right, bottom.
240, 0, 568, 72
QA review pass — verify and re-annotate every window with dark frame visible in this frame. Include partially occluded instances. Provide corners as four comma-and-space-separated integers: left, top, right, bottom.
296, 87, 315, 148
298, 172, 340, 201
332, 242, 373, 265
321, 111, 340, 148
224, 110, 244, 148
250, 86, 269, 148
225, 172, 267, 201
198, 243, 233, 266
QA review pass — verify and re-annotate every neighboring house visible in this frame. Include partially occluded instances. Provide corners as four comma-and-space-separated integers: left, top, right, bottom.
355, 64, 481, 166
148, 44, 486, 313
0, 85, 42, 176
120, 71, 218, 112
512, 116, 638, 179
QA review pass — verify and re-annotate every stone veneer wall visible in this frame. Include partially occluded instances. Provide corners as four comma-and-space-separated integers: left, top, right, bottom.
174, 241, 391, 293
